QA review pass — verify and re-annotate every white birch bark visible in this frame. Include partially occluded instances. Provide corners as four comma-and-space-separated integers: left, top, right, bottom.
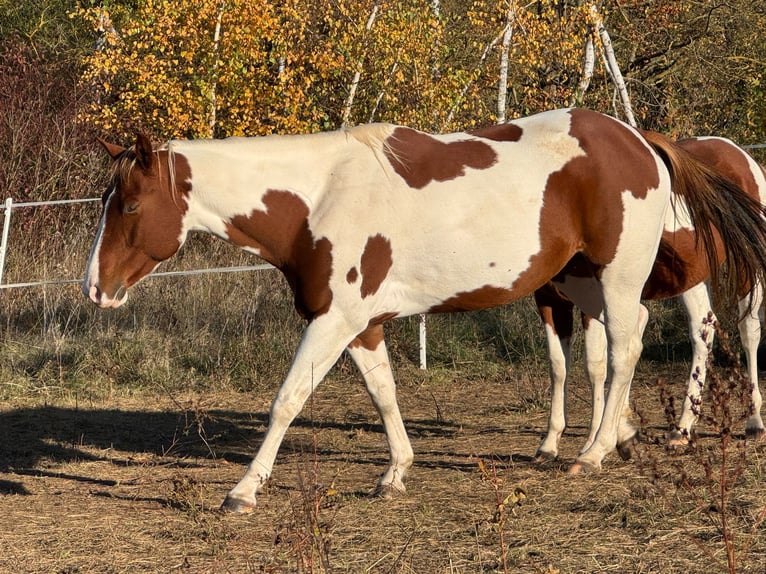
431, 0, 441, 79
209, 0, 226, 137
589, 5, 636, 127
341, 3, 379, 127
496, 2, 517, 124
571, 33, 595, 106
368, 61, 398, 123
445, 28, 505, 127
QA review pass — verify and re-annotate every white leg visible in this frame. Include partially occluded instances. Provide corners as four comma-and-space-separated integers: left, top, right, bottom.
346, 325, 414, 496
739, 283, 765, 439
222, 313, 362, 512
673, 283, 716, 445
560, 273, 647, 473
536, 322, 572, 460
582, 314, 607, 454
614, 304, 648, 460
534, 287, 575, 461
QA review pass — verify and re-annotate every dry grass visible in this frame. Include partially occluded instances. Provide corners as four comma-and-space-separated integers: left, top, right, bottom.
2, 359, 765, 573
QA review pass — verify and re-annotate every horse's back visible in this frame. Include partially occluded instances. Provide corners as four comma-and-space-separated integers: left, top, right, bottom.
320, 108, 670, 317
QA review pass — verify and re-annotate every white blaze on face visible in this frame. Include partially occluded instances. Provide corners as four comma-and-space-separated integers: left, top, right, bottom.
82, 191, 128, 308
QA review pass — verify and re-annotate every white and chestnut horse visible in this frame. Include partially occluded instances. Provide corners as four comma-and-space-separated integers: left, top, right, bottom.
83, 108, 766, 513
534, 135, 766, 462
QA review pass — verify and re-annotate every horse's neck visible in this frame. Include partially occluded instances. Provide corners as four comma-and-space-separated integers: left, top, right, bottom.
174, 131, 383, 265
176, 134, 343, 230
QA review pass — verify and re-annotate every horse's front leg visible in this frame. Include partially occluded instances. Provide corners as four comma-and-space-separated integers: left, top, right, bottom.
221, 312, 362, 513
346, 324, 414, 497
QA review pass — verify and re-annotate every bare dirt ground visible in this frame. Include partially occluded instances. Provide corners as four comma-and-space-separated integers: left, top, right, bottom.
1, 362, 765, 573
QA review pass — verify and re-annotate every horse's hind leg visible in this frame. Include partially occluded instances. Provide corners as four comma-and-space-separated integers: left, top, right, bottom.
347, 325, 414, 496
569, 282, 646, 472
534, 286, 575, 461
581, 314, 607, 454
738, 283, 765, 440
581, 306, 647, 460
673, 283, 716, 445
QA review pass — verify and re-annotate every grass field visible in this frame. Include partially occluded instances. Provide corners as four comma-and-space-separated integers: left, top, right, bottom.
1, 360, 765, 573
1, 255, 765, 572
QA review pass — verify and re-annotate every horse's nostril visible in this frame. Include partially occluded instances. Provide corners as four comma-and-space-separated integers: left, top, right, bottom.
88, 284, 102, 304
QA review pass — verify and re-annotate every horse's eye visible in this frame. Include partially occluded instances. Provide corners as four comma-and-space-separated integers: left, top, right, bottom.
124, 202, 139, 215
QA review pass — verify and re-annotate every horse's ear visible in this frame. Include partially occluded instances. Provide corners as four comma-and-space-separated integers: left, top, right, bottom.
96, 137, 126, 160
134, 133, 154, 171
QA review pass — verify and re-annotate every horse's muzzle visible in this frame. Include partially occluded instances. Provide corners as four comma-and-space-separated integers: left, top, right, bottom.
85, 282, 128, 308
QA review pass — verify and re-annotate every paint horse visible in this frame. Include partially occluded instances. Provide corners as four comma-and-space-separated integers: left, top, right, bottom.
534, 135, 766, 462
83, 108, 766, 513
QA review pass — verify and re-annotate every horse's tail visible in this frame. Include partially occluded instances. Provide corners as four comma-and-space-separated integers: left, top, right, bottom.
641, 129, 766, 310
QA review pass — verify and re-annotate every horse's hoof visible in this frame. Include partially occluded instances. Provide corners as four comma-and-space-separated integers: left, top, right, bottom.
369, 483, 405, 500
533, 450, 557, 463
745, 426, 766, 441
568, 460, 599, 475
220, 495, 256, 514
668, 429, 690, 447
617, 435, 638, 461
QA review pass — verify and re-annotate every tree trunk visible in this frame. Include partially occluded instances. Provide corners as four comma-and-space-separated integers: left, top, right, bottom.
341, 2, 380, 127
209, 0, 226, 138
496, 2, 517, 124
571, 33, 595, 106
589, 5, 636, 127
445, 27, 505, 127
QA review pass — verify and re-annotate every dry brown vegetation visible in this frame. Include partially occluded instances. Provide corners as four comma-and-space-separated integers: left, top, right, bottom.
2, 273, 766, 573
2, 2, 766, 572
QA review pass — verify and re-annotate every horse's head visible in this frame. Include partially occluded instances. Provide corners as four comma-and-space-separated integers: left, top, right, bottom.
83, 133, 190, 308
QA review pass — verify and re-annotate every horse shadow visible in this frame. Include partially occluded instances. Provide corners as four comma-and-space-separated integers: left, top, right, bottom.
0, 403, 501, 498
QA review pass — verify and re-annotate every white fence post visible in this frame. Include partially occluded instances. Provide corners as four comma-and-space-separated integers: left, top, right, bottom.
0, 197, 13, 286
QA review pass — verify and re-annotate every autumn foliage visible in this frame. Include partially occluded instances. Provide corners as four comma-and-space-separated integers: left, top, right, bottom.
72, 1, 608, 140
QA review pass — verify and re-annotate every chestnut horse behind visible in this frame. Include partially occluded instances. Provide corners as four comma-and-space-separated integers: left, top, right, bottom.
535, 135, 766, 462
83, 108, 766, 513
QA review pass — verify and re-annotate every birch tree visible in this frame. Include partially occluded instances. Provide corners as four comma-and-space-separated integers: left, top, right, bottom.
341, 2, 379, 127
571, 34, 594, 106
208, 0, 225, 137
496, 1, 517, 124
588, 4, 636, 127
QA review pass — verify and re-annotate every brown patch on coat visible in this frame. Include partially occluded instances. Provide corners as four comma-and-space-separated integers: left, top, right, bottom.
360, 234, 393, 298
508, 109, 662, 296
429, 285, 516, 313
346, 267, 359, 284
679, 138, 759, 197
384, 128, 498, 189
469, 122, 524, 142
533, 283, 575, 339
428, 110, 663, 315
97, 147, 192, 296
225, 190, 333, 320
347, 324, 385, 351
643, 225, 724, 300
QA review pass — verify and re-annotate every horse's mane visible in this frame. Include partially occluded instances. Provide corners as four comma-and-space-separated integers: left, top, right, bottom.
345, 123, 398, 157
111, 149, 138, 185
109, 140, 183, 208
344, 123, 402, 175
